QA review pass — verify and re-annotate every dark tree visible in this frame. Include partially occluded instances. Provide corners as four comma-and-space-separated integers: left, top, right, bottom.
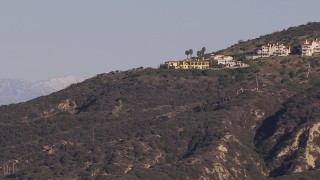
188, 49, 193, 58
185, 50, 190, 59
201, 47, 206, 55
197, 51, 201, 58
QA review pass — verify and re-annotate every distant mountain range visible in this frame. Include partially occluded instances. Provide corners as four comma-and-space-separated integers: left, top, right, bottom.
0, 76, 85, 105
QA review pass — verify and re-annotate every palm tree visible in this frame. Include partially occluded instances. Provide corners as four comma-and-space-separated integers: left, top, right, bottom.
188, 49, 193, 58
197, 51, 201, 58
201, 47, 206, 55
185, 50, 190, 59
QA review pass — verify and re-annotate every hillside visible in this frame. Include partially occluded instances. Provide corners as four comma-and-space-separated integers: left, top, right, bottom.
218, 22, 320, 56
0, 23, 320, 179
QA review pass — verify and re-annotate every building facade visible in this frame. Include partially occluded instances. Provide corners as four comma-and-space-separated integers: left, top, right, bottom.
212, 55, 234, 61
163, 54, 248, 70
164, 60, 210, 69
257, 43, 291, 57
211, 54, 246, 68
301, 39, 320, 56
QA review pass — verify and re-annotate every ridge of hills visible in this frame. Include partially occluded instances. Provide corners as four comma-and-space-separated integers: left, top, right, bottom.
1, 22, 320, 179
218, 22, 320, 56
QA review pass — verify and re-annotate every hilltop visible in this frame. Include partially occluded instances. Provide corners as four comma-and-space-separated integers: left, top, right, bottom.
218, 22, 320, 56
0, 23, 320, 179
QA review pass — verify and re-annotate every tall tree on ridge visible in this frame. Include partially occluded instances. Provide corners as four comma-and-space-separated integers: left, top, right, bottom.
197, 51, 201, 58
196, 47, 207, 59
189, 49, 193, 59
185, 50, 190, 59
201, 47, 206, 55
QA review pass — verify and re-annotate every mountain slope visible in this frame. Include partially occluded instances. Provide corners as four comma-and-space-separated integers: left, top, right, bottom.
0, 76, 85, 105
31, 75, 86, 93
255, 87, 320, 177
218, 22, 320, 56
0, 79, 37, 105
0, 23, 320, 179
0, 68, 272, 179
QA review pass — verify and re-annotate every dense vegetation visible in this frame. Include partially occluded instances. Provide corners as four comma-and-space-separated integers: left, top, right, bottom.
0, 22, 320, 179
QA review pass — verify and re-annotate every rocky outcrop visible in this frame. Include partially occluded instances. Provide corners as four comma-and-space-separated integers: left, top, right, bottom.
254, 89, 320, 177
57, 99, 77, 114
271, 122, 320, 174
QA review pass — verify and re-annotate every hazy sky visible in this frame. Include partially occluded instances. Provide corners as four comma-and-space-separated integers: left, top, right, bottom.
0, 0, 319, 81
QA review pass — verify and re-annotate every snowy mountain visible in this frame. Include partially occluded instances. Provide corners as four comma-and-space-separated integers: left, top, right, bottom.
30, 76, 86, 94
0, 76, 85, 105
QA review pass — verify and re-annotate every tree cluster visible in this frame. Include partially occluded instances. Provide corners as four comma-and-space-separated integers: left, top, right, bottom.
185, 49, 193, 59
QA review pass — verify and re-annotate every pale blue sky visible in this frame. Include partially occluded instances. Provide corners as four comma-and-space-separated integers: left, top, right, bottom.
0, 0, 319, 81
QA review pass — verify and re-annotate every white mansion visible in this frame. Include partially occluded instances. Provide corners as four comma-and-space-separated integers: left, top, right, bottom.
301, 39, 320, 56
257, 43, 291, 57
212, 54, 245, 68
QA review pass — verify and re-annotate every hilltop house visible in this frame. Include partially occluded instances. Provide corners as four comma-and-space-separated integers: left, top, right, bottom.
301, 39, 320, 56
162, 53, 249, 70
257, 43, 291, 57
212, 55, 233, 62
212, 54, 246, 68
164, 59, 210, 69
